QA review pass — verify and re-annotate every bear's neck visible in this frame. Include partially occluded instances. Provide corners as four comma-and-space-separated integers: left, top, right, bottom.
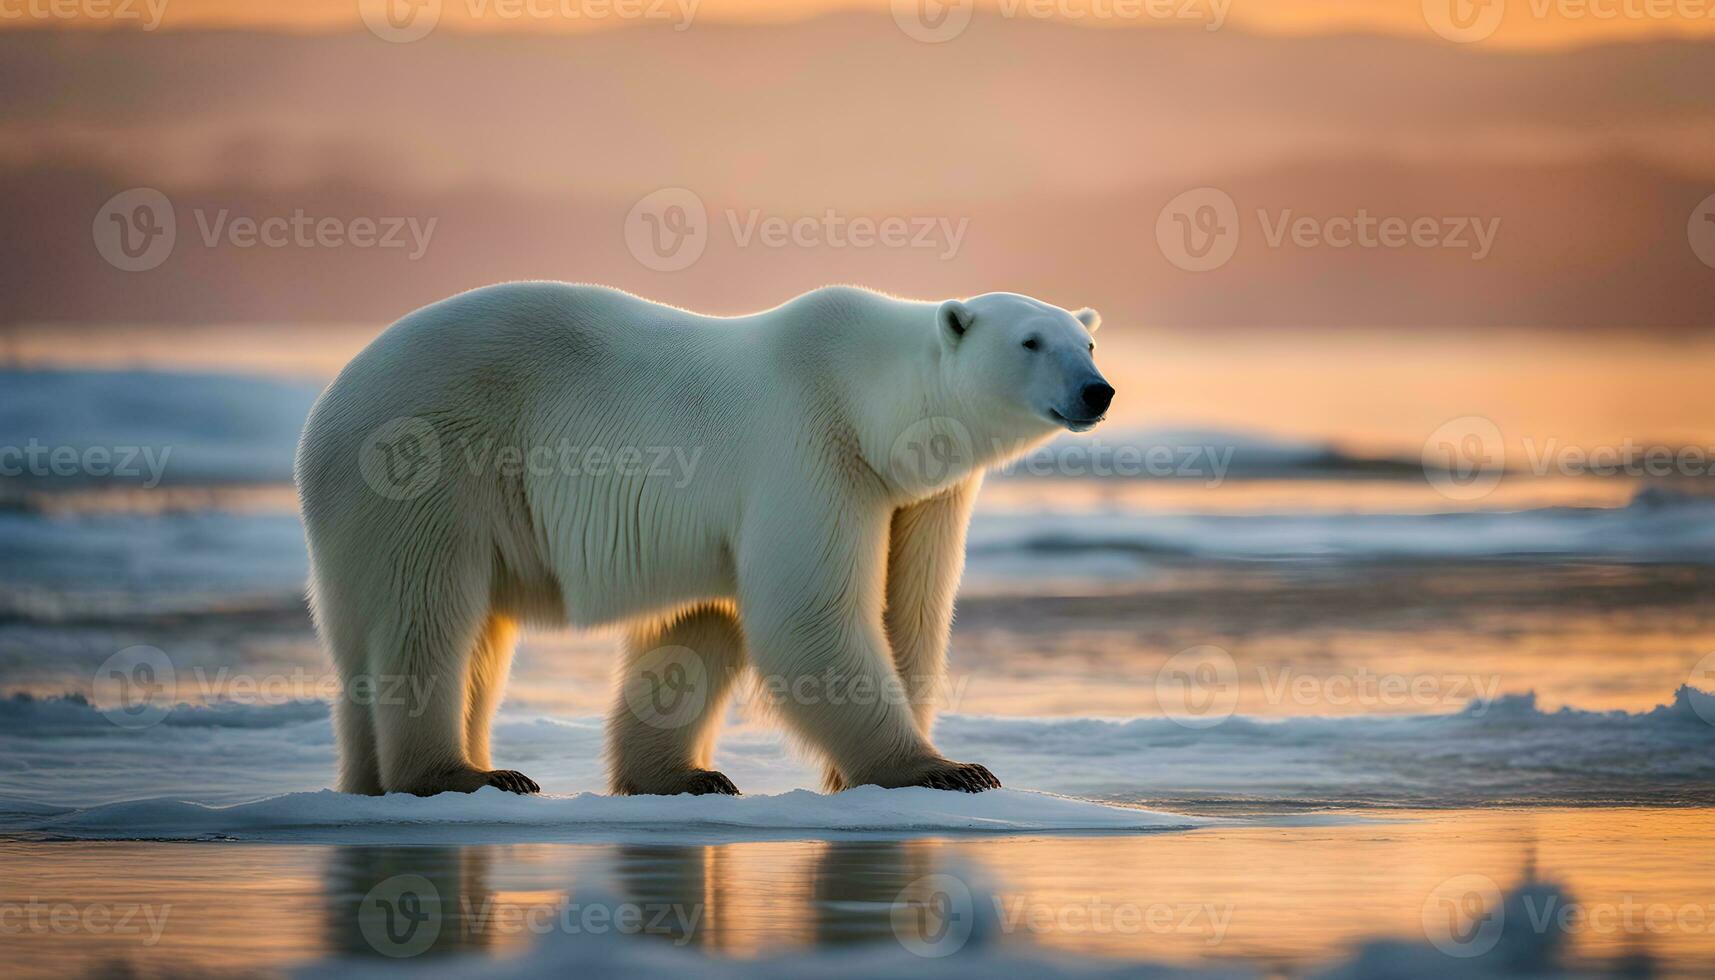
842, 322, 1055, 501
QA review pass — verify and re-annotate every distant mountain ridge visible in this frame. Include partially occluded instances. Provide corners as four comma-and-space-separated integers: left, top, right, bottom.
1, 19, 1712, 327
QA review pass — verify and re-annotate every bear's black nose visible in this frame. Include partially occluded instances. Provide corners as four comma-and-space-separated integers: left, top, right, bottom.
1081, 382, 1114, 416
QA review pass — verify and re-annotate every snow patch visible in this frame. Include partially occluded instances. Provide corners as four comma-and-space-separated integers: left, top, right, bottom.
15, 787, 1203, 842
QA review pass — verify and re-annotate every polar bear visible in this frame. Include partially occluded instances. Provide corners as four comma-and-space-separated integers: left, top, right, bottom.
295, 283, 1112, 797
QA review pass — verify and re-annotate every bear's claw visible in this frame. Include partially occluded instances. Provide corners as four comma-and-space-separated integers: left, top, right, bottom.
910, 761, 1001, 794
682, 769, 741, 796
485, 769, 541, 795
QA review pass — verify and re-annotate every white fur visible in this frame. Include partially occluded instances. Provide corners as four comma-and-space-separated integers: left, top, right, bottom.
295, 283, 1109, 796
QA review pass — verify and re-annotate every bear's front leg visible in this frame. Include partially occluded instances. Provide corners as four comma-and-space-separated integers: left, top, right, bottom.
737, 492, 999, 793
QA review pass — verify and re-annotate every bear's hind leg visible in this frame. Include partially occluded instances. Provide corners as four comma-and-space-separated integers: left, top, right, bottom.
333, 688, 383, 795
314, 590, 385, 795
607, 603, 747, 796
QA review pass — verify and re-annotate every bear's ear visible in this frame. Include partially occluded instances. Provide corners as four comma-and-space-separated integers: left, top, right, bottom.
1073, 307, 1101, 333
938, 299, 975, 346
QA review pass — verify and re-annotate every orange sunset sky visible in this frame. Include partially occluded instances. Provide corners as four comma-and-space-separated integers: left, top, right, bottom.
6, 0, 1715, 47
6, 0, 1714, 330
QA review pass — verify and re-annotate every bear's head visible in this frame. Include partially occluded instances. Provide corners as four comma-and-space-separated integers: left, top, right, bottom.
936, 292, 1113, 435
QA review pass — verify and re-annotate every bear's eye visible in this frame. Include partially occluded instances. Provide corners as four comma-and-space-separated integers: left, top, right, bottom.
1088, 343, 1095, 352
1021, 337, 1040, 351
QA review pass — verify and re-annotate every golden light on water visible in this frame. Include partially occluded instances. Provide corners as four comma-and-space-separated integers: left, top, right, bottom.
6, 809, 1711, 973
10, 323, 1715, 464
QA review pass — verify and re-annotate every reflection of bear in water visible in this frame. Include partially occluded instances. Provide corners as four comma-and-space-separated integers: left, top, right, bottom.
607, 839, 960, 952
297, 284, 1111, 796
324, 846, 496, 959
323, 839, 989, 960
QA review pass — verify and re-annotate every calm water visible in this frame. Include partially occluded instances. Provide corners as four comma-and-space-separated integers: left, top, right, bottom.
3, 809, 1713, 976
